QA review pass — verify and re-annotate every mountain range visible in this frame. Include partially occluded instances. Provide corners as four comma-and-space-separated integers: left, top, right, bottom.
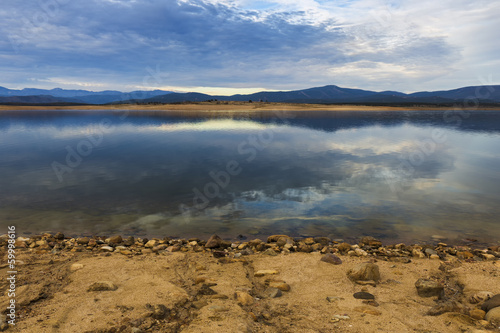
0, 85, 499, 106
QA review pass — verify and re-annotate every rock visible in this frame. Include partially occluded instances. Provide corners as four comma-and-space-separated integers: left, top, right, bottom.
76, 237, 90, 245
470, 309, 486, 320
264, 287, 282, 298
330, 314, 350, 322
360, 236, 382, 248
100, 245, 114, 252
415, 279, 444, 298
326, 296, 343, 302
268, 281, 290, 292
123, 236, 135, 246
304, 237, 315, 245
144, 239, 159, 248
54, 232, 64, 240
267, 235, 290, 243
205, 235, 223, 248
298, 244, 313, 252
320, 253, 342, 265
314, 237, 331, 246
254, 270, 278, 277
353, 292, 375, 300
262, 248, 278, 256
212, 251, 227, 258
469, 291, 493, 304
276, 236, 293, 247
70, 263, 84, 271
426, 300, 463, 316
337, 242, 352, 252
235, 291, 254, 306
87, 281, 118, 292
354, 305, 381, 316
485, 306, 500, 324
425, 248, 438, 256
412, 249, 425, 258
347, 263, 381, 283
482, 253, 496, 260
197, 284, 217, 296
481, 294, 500, 312
108, 235, 122, 245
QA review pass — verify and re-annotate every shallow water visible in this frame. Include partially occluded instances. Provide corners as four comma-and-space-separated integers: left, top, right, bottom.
0, 109, 499, 244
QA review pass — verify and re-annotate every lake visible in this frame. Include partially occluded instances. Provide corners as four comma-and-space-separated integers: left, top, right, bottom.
1, 109, 499, 245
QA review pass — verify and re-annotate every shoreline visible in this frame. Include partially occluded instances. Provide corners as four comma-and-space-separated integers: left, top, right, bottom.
2, 102, 500, 113
1, 232, 500, 332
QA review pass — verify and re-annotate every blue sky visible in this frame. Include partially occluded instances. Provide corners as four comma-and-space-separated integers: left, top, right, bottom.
1, 0, 499, 94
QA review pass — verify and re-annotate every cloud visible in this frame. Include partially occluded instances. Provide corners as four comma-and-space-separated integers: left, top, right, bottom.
0, 0, 497, 92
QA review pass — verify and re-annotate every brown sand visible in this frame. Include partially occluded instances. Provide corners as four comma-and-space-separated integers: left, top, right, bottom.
1, 102, 500, 113
1, 248, 499, 332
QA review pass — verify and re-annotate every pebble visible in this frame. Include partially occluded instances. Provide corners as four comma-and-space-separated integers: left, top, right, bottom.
264, 287, 282, 298
76, 237, 90, 245
337, 242, 352, 252
70, 263, 84, 271
144, 240, 159, 248
485, 306, 500, 324
254, 270, 279, 277
330, 314, 350, 322
415, 278, 444, 298
353, 292, 375, 300
481, 294, 500, 312
326, 296, 343, 302
347, 263, 381, 283
108, 235, 123, 245
100, 245, 114, 252
205, 234, 223, 248
268, 281, 290, 291
235, 291, 254, 306
470, 309, 486, 320
87, 281, 118, 292
320, 253, 342, 265
469, 291, 493, 304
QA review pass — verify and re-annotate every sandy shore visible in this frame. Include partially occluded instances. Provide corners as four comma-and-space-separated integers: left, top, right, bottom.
2, 102, 500, 113
1, 234, 500, 332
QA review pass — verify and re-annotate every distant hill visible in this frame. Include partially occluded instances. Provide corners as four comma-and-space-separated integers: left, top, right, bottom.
0, 85, 499, 106
0, 95, 84, 104
0, 87, 173, 104
132, 84, 500, 105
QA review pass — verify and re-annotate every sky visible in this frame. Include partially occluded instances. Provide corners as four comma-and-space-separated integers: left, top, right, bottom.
1, 0, 499, 94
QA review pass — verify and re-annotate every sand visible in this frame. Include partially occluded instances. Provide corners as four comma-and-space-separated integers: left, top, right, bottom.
1, 238, 500, 333
1, 101, 500, 113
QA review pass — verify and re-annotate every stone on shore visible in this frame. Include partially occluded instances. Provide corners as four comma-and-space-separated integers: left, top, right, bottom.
415, 279, 444, 298
264, 287, 282, 298
205, 235, 223, 248
235, 291, 254, 306
268, 281, 290, 291
320, 253, 342, 265
485, 306, 500, 324
108, 235, 123, 245
255, 270, 279, 277
470, 309, 486, 320
481, 294, 500, 312
70, 263, 84, 271
347, 263, 380, 283
353, 292, 375, 300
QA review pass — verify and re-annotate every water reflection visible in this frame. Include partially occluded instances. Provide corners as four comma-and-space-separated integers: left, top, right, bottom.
0, 110, 499, 244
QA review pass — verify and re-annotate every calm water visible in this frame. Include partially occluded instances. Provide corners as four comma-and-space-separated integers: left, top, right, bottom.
1, 110, 499, 244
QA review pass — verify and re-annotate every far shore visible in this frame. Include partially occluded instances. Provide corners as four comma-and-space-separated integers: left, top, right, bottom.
2, 101, 500, 113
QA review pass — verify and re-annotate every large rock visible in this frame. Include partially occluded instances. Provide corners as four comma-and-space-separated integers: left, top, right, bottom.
108, 235, 123, 245
347, 263, 380, 283
320, 253, 342, 265
485, 306, 500, 324
415, 279, 444, 298
359, 236, 382, 248
205, 235, 223, 248
482, 294, 500, 312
